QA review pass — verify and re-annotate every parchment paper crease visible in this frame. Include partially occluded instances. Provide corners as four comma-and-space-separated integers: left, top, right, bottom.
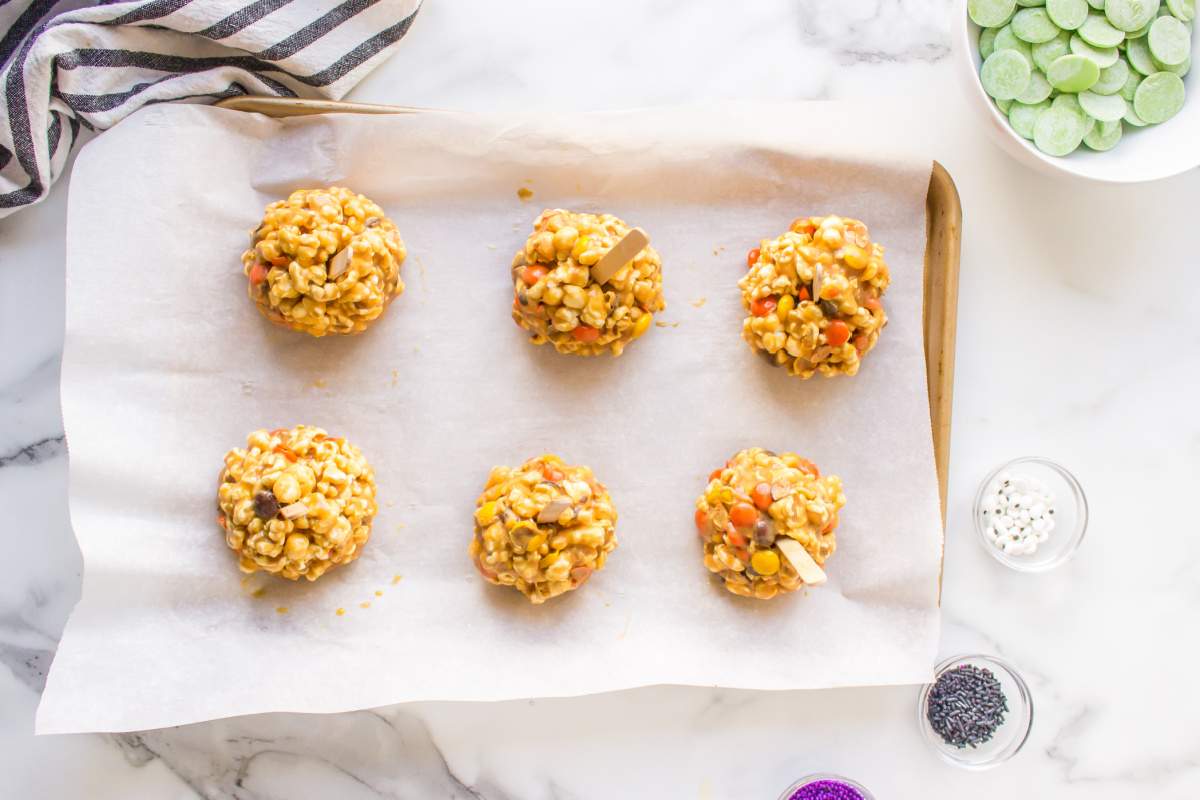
39, 104, 943, 733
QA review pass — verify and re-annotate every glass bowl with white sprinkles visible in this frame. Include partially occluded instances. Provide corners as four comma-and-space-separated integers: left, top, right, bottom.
974, 456, 1088, 572
917, 654, 1034, 770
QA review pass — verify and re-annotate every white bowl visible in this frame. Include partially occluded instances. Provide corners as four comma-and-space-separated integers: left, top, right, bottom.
957, 0, 1200, 183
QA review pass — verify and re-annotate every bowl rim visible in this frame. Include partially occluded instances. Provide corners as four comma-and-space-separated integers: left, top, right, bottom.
956, 0, 1200, 183
916, 653, 1035, 770
973, 456, 1089, 572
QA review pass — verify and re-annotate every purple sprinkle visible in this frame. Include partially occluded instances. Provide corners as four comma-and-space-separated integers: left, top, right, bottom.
788, 778, 865, 800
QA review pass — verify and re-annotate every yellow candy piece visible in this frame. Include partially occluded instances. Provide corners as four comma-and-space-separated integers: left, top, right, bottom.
476, 501, 498, 526
632, 313, 652, 338
751, 549, 781, 576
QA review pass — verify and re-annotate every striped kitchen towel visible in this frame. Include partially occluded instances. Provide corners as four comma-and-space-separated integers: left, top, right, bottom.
0, 0, 422, 218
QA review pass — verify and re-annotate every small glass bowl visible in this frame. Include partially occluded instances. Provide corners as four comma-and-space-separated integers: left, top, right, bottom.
917, 654, 1033, 770
777, 773, 875, 800
973, 456, 1087, 572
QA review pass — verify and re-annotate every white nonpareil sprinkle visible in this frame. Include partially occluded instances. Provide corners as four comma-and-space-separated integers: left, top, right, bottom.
980, 472, 1056, 556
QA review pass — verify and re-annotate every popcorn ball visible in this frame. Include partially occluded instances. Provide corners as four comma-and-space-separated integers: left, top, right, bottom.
694, 447, 845, 600
470, 454, 617, 604
740, 215, 890, 377
217, 425, 378, 581
243, 187, 406, 336
511, 209, 664, 356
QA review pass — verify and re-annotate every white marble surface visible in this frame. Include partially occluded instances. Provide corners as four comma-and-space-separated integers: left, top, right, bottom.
1, 0, 1198, 797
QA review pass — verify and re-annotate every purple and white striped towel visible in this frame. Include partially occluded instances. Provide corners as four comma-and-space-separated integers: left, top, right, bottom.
0, 0, 422, 218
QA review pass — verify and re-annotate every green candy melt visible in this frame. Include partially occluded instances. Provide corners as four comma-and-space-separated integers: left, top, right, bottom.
1083, 118, 1125, 148
982, 49, 1035, 98
1048, 0, 1090, 28
1133, 70, 1186, 120
1104, 0, 1161, 32
1079, 12, 1128, 44
1048, 53, 1102, 88
1034, 104, 1090, 153
1147, 15, 1191, 63
1166, 0, 1195, 22
1070, 33, 1121, 65
970, 0, 1019, 26
1013, 7, 1065, 40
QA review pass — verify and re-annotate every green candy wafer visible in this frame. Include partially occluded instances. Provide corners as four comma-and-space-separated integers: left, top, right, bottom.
1133, 70, 1185, 120
1048, 0, 1090, 27
982, 49, 1035, 98
1147, 15, 1191, 63
1048, 52, 1102, 88
1083, 118, 1124, 148
1104, 0, 1161, 32
971, 0, 1019, 26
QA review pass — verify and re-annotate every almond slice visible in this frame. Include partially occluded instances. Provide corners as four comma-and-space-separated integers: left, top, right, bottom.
590, 227, 649, 285
536, 498, 572, 524
776, 538, 827, 585
328, 245, 353, 279
771, 482, 792, 501
280, 501, 308, 520
812, 263, 823, 301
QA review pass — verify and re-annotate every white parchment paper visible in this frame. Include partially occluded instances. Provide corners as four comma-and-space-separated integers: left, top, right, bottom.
40, 104, 944, 733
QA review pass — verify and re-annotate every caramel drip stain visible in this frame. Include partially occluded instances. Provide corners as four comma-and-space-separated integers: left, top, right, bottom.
691, 297, 707, 308
390, 369, 398, 388
516, 187, 533, 201
374, 590, 384, 597
359, 601, 371, 609
335, 607, 346, 616
251, 587, 267, 598
311, 378, 326, 388
275, 606, 288, 614
391, 574, 403, 585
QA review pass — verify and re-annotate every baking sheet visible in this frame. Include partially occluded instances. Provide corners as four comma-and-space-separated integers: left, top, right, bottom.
40, 104, 944, 733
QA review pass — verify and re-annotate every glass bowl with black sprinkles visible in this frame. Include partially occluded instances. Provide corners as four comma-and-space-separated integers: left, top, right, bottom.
917, 654, 1033, 769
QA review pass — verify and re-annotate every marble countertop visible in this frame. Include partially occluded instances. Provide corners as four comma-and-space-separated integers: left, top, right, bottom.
2, 1, 1198, 798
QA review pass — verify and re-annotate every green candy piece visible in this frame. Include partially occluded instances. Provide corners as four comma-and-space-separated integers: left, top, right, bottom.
1153, 52, 1192, 74
1052, 92, 1099, 135
982, 48, 1035, 98
1079, 12, 1128, 44
1123, 104, 1149, 123
1048, 52, 1103, 88
1147, 15, 1191, 63
1034, 104, 1089, 153
1079, 89, 1129, 118
1048, 0, 1091, 27
1123, 18, 1156, 36
1009, 99, 1053, 137
1083, 118, 1124, 148
997, 96, 1016, 112
1017, 69, 1056, 101
980, 26, 1000, 58
1034, 31, 1073, 68
1126, 33, 1159, 71
1133, 70, 1186, 120
1014, 7, 1065, 39
970, 0, 1019, 26
1104, 0, 1162, 32
1018, 0, 1047, 5
1120, 70, 1144, 97
1088, 0, 1106, 7
1092, 57, 1132, 91
995, 24, 1037, 61
1070, 33, 1121, 64
1166, 0, 1195, 21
